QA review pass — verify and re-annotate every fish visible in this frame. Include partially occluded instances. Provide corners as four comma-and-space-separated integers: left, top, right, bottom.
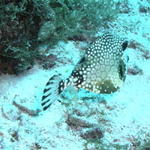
41, 33, 128, 110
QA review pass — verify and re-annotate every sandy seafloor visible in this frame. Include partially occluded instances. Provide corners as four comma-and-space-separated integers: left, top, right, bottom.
0, 0, 150, 150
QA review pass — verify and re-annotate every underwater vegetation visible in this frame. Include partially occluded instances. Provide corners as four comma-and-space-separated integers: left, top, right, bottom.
0, 0, 118, 74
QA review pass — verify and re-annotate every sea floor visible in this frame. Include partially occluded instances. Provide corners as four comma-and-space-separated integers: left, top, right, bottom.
0, 0, 150, 149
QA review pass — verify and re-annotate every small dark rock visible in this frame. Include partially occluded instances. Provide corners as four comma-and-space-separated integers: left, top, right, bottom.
34, 143, 42, 150
127, 66, 143, 75
128, 40, 150, 60
139, 6, 150, 13
66, 115, 94, 130
80, 128, 103, 140
142, 50, 150, 59
38, 54, 57, 69
73, 109, 85, 117
117, 2, 131, 14
10, 131, 19, 142
128, 40, 141, 49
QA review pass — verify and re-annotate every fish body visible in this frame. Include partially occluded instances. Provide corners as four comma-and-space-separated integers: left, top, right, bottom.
41, 33, 128, 110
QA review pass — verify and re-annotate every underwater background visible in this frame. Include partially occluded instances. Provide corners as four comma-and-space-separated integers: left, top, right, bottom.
0, 0, 150, 149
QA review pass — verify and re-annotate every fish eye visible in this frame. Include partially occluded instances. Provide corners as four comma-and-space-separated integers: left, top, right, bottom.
122, 41, 128, 51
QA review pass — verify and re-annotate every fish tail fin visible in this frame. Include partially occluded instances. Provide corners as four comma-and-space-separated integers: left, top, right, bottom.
41, 74, 66, 111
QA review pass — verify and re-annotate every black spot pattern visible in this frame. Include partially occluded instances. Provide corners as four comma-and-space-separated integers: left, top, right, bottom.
67, 33, 128, 94
58, 80, 65, 94
71, 70, 84, 87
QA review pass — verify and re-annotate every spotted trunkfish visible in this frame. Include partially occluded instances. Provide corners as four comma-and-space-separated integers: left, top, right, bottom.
41, 33, 128, 110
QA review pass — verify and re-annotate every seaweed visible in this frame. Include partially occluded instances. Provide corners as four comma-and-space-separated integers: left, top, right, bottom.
0, 0, 119, 74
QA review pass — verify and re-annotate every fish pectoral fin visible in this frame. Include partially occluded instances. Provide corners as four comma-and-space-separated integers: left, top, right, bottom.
118, 59, 126, 81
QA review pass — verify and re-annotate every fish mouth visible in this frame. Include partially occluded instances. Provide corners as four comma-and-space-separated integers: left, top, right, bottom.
122, 41, 128, 51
